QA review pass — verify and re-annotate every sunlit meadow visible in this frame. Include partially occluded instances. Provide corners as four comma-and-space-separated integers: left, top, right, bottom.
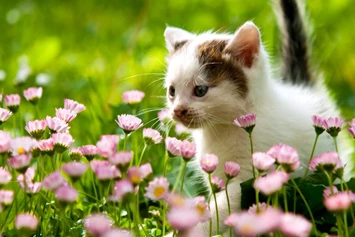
1, 1, 355, 237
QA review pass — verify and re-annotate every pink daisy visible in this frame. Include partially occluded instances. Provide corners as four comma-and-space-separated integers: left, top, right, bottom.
37, 138, 55, 155
0, 108, 12, 124
309, 152, 343, 175
42, 171, 67, 191
165, 137, 182, 157
254, 170, 290, 196
143, 128, 163, 145
192, 196, 211, 222
10, 137, 37, 155
84, 214, 112, 237
122, 90, 145, 104
0, 130, 11, 153
312, 115, 326, 135
323, 186, 339, 198
62, 161, 88, 178
15, 213, 39, 231
127, 166, 143, 185
224, 161, 241, 179
23, 87, 43, 104
69, 147, 83, 160
167, 206, 201, 231
280, 213, 312, 237
140, 163, 153, 180
0, 190, 14, 205
0, 167, 12, 185
109, 151, 133, 168
248, 202, 270, 214
102, 228, 132, 237
46, 116, 70, 133
225, 208, 281, 237
267, 143, 300, 172
25, 119, 47, 139
324, 191, 355, 212
55, 185, 78, 203
55, 108, 77, 123
108, 179, 134, 202
5, 94, 20, 113
8, 154, 32, 172
115, 114, 143, 134
96, 135, 119, 158
323, 117, 343, 137
200, 153, 219, 173
52, 133, 75, 153
145, 177, 169, 201
64, 98, 86, 114
79, 145, 97, 160
234, 113, 256, 133
211, 176, 225, 192
90, 160, 121, 181
252, 152, 275, 172
180, 140, 196, 161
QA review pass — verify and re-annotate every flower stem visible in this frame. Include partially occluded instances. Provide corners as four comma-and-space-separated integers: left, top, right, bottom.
207, 193, 212, 237
290, 177, 316, 230
137, 143, 147, 166
255, 171, 260, 211
209, 174, 219, 235
333, 137, 338, 153
172, 158, 184, 193
248, 133, 255, 179
303, 134, 319, 179
283, 187, 288, 212
336, 214, 345, 237
124, 133, 128, 151
163, 153, 169, 177
225, 179, 232, 237
179, 161, 188, 194
162, 201, 167, 236
344, 211, 349, 237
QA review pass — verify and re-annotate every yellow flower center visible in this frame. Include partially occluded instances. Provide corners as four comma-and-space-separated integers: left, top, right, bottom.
17, 147, 25, 155
196, 204, 205, 216
131, 175, 140, 184
240, 224, 252, 234
153, 186, 165, 198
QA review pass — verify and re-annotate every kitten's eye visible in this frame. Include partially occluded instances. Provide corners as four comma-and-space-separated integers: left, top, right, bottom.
194, 85, 209, 97
169, 86, 175, 97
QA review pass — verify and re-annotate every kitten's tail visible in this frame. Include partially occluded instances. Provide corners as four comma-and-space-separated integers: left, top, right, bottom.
277, 0, 312, 85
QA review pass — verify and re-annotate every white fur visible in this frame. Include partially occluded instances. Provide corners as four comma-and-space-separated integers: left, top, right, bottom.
164, 24, 353, 236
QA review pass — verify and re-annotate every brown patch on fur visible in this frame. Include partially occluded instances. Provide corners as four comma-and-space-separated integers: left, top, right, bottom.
197, 40, 248, 97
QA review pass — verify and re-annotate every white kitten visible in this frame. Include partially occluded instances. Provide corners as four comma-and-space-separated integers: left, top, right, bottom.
164, 0, 353, 235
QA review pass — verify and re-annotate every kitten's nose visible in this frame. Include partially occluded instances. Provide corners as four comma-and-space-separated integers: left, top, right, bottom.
174, 108, 188, 118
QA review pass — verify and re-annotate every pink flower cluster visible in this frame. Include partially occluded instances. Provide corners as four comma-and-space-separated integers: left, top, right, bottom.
165, 137, 196, 160
122, 90, 145, 104
225, 205, 312, 237
312, 115, 344, 137
84, 213, 132, 237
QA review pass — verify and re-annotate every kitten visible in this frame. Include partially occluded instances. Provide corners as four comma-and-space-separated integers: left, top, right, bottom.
164, 0, 352, 235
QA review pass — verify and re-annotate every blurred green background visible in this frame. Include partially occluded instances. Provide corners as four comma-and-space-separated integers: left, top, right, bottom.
1, 0, 354, 143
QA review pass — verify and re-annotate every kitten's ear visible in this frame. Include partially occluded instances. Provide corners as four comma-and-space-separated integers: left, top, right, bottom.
164, 27, 194, 53
224, 22, 261, 68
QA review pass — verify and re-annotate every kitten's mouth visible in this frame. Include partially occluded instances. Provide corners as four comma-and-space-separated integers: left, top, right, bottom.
173, 116, 202, 129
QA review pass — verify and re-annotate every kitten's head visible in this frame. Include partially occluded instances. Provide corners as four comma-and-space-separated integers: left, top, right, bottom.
164, 22, 265, 129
